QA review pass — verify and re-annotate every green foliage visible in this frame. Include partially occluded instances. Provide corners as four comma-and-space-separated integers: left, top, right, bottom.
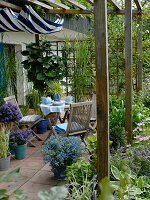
0, 168, 28, 200
0, 125, 9, 158
70, 37, 96, 101
67, 175, 95, 200
38, 186, 68, 200
45, 81, 63, 96
21, 41, 66, 95
111, 164, 150, 199
110, 143, 150, 179
98, 177, 114, 200
25, 89, 41, 114
65, 160, 94, 184
109, 95, 127, 149
133, 92, 150, 128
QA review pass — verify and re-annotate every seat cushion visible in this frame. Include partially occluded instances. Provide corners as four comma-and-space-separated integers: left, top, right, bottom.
55, 123, 68, 134
19, 115, 41, 123
55, 122, 85, 134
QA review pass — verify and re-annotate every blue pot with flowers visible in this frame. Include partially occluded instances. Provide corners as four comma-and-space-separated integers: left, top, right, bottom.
9, 129, 32, 160
0, 103, 21, 130
42, 135, 82, 179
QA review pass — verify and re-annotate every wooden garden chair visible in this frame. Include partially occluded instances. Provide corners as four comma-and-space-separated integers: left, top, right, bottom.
47, 101, 93, 146
4, 95, 43, 147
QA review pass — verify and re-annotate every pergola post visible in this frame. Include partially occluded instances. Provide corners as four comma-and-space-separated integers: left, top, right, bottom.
94, 0, 109, 184
137, 14, 143, 92
125, 0, 132, 144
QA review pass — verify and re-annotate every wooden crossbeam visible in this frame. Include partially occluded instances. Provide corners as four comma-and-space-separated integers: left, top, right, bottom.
108, 0, 121, 10
134, 0, 142, 10
25, 0, 53, 9
66, 0, 86, 10
46, 9, 142, 15
46, 9, 92, 14
86, 0, 94, 5
44, 0, 70, 9
0, 0, 21, 11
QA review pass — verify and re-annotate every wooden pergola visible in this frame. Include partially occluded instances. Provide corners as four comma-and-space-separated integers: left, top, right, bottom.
0, 0, 143, 184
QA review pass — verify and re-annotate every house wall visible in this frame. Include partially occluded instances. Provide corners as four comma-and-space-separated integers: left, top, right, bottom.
0, 29, 85, 105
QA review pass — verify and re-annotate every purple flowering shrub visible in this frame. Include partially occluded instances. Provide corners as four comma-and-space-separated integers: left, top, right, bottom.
42, 135, 82, 170
111, 143, 150, 179
10, 129, 32, 145
0, 103, 22, 123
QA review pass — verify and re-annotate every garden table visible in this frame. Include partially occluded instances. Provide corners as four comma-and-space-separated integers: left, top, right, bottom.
39, 103, 69, 116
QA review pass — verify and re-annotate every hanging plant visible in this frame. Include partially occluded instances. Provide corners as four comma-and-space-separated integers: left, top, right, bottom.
21, 41, 66, 95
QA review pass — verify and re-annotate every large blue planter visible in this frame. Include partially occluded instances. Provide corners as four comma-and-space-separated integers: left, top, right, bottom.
36, 120, 49, 134
14, 144, 27, 160
53, 167, 66, 180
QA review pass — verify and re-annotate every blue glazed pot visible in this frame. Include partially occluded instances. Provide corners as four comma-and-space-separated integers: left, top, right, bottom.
53, 94, 61, 101
53, 167, 66, 180
36, 120, 49, 134
14, 144, 27, 160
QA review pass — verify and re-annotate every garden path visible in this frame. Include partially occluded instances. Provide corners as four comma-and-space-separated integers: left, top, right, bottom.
0, 132, 67, 200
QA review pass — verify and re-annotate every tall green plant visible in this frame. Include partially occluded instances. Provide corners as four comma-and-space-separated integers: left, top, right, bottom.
21, 41, 66, 95
71, 37, 95, 101
0, 125, 10, 158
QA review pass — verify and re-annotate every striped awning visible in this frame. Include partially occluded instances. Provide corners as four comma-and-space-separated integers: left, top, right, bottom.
0, 5, 64, 34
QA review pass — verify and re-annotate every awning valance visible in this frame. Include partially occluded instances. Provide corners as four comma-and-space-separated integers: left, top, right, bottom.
0, 5, 64, 34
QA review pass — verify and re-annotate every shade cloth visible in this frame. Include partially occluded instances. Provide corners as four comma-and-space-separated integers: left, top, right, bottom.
0, 5, 64, 34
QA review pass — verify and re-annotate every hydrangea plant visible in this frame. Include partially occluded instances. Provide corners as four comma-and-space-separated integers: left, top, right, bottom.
10, 129, 32, 145
42, 135, 82, 170
0, 103, 21, 123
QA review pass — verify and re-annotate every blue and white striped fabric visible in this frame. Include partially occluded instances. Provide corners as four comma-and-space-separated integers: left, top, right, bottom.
0, 5, 64, 34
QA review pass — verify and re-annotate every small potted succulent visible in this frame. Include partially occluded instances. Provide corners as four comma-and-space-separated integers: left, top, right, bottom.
42, 135, 82, 179
0, 103, 22, 129
9, 129, 32, 160
0, 124, 10, 171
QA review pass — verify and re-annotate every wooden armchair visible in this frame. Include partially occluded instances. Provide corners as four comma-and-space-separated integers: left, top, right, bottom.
4, 95, 43, 147
47, 101, 93, 146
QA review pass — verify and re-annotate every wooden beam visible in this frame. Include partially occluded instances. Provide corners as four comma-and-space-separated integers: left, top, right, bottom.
94, 0, 109, 185
46, 9, 92, 14
66, 0, 86, 10
134, 0, 142, 10
87, 0, 94, 5
125, 0, 132, 144
25, 0, 53, 9
46, 9, 142, 15
44, 0, 70, 9
108, 9, 142, 15
108, 0, 121, 10
0, 0, 21, 11
137, 14, 143, 92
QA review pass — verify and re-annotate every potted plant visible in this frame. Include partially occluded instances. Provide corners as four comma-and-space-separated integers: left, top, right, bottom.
42, 135, 82, 179
0, 103, 22, 129
9, 129, 32, 160
0, 124, 10, 171
46, 82, 63, 101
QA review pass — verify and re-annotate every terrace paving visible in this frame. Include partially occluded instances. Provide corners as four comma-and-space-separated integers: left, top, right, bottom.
0, 132, 67, 200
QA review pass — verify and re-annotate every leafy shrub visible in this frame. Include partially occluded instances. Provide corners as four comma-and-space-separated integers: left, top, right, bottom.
66, 160, 94, 184
110, 143, 150, 179
111, 165, 150, 200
